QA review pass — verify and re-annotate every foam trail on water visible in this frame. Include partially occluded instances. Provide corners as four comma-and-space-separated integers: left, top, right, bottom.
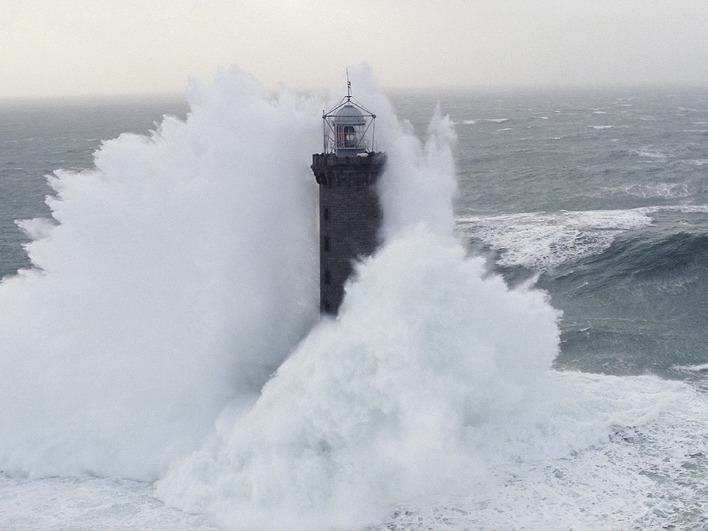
0, 68, 321, 479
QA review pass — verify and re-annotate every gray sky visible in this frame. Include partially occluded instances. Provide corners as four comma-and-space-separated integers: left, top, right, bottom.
2, 0, 707, 99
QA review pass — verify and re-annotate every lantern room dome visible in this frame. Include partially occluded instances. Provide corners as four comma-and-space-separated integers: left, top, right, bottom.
334, 104, 365, 126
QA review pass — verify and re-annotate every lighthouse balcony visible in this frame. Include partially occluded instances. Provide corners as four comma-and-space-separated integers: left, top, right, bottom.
311, 152, 386, 186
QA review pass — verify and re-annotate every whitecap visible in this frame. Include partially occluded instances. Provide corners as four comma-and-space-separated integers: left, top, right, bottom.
624, 183, 692, 199
457, 208, 654, 271
632, 148, 668, 161
672, 363, 708, 373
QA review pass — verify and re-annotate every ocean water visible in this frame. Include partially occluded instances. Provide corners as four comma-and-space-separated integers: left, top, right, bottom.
0, 70, 706, 529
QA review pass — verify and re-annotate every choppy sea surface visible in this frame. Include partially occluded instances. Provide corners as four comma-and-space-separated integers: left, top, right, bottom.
397, 88, 707, 383
0, 79, 706, 529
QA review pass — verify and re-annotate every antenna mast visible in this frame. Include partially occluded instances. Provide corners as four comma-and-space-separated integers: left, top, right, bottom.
346, 69, 352, 101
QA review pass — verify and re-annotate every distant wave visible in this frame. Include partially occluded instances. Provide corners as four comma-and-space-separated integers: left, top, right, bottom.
457, 208, 654, 271
687, 158, 708, 166
457, 118, 510, 126
624, 182, 694, 198
587, 230, 707, 281
458, 205, 707, 272
672, 363, 708, 373
631, 148, 668, 161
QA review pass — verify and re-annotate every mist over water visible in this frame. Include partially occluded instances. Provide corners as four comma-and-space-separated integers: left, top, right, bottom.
0, 68, 706, 529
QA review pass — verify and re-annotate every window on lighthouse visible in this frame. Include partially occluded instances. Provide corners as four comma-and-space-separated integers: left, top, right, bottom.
344, 126, 358, 147
335, 125, 360, 149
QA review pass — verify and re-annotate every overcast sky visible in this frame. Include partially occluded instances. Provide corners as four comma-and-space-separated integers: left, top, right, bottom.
2, 0, 707, 99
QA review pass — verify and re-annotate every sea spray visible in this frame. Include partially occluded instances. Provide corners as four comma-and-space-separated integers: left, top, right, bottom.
0, 68, 322, 479
157, 227, 562, 530
0, 64, 464, 484
342, 74, 458, 239
156, 69, 566, 528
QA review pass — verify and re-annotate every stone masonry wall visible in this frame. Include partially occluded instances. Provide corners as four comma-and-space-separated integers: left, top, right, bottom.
311, 153, 386, 314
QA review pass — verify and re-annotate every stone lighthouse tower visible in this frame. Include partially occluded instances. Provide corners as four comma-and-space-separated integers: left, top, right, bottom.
311, 83, 386, 314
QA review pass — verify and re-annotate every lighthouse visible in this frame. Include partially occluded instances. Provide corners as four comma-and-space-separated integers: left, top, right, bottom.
311, 83, 386, 314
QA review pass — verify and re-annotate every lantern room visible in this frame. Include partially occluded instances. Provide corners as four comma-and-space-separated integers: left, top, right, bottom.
322, 82, 376, 156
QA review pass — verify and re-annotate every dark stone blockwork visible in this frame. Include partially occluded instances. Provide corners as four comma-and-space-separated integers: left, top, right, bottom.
311, 152, 386, 314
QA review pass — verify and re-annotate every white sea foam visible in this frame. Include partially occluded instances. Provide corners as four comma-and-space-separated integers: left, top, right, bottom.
632, 147, 668, 161
646, 204, 708, 215
371, 372, 707, 530
458, 208, 654, 271
3, 371, 705, 530
0, 473, 215, 529
688, 158, 708, 166
458, 118, 510, 125
672, 363, 708, 373
623, 182, 693, 198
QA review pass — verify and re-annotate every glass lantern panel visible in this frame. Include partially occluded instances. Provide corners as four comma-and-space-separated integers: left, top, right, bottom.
344, 126, 358, 147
